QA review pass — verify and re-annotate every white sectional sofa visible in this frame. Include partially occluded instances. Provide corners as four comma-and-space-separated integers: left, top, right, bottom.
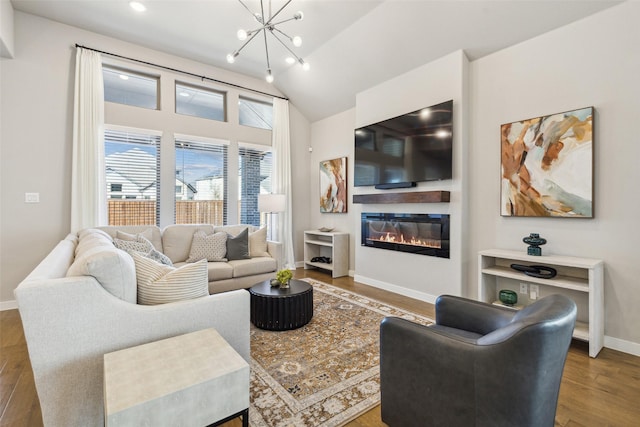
14, 223, 281, 427
98, 224, 282, 294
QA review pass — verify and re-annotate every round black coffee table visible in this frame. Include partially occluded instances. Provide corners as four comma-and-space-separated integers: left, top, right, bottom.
249, 279, 313, 331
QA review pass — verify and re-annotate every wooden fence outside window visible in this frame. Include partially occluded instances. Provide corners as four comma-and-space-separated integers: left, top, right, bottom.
107, 200, 225, 226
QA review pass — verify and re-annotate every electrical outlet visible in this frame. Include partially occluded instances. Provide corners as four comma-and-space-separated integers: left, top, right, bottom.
519, 283, 528, 294
530, 284, 540, 300
25, 192, 40, 203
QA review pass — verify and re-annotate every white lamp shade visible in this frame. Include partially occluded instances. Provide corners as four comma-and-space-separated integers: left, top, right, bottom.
259, 194, 286, 213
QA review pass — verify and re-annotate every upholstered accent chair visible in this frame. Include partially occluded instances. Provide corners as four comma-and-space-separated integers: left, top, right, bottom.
380, 294, 577, 427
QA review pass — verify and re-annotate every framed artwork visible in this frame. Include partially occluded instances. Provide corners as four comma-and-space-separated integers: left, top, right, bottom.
319, 157, 347, 213
501, 106, 593, 218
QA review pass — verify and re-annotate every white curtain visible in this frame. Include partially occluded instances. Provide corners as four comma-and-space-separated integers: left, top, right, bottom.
272, 98, 296, 270
70, 47, 106, 233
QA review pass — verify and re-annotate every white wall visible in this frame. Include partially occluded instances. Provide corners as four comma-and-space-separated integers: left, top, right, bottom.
0, 12, 311, 304
352, 51, 469, 303
308, 108, 357, 271
468, 1, 640, 352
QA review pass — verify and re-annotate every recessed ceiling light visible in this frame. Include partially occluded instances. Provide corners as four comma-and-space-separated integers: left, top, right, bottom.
285, 57, 296, 65
119, 74, 129, 80
129, 2, 146, 13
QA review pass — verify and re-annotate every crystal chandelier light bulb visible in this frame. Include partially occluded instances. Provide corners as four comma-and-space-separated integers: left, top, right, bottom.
266, 70, 274, 83
292, 36, 302, 47
237, 29, 248, 40
294, 11, 304, 20
226, 53, 237, 63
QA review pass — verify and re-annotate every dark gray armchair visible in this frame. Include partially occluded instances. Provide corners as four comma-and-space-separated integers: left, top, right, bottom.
380, 294, 576, 427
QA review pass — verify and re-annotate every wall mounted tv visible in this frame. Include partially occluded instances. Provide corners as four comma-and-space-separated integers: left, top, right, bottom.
354, 99, 453, 189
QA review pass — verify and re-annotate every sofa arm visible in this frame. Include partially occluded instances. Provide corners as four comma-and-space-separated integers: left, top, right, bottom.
15, 276, 250, 427
435, 294, 515, 335
267, 240, 283, 269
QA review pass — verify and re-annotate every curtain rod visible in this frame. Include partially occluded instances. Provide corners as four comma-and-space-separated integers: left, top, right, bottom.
75, 44, 289, 101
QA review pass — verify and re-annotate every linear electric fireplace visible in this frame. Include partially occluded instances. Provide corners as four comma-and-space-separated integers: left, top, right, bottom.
361, 213, 450, 259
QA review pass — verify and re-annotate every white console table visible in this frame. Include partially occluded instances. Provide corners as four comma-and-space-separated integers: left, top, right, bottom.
478, 249, 604, 357
303, 230, 349, 278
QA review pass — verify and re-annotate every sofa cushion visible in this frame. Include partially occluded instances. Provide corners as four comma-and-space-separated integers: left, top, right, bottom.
249, 227, 269, 257
229, 257, 277, 278
67, 245, 137, 304
132, 253, 209, 305
162, 224, 215, 263
207, 262, 234, 281
214, 224, 254, 236
97, 226, 163, 253
75, 228, 113, 256
186, 231, 227, 262
226, 228, 250, 261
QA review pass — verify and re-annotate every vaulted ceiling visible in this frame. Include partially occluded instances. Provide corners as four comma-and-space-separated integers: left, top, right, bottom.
11, 0, 622, 122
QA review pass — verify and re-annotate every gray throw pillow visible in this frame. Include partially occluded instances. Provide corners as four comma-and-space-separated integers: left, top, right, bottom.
226, 228, 250, 260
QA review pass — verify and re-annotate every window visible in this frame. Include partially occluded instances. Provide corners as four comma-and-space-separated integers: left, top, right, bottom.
176, 83, 226, 121
175, 137, 229, 225
239, 96, 273, 130
105, 129, 161, 225
239, 143, 273, 226
103, 67, 159, 110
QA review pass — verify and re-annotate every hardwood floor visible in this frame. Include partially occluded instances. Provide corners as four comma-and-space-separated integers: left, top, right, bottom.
1, 269, 639, 426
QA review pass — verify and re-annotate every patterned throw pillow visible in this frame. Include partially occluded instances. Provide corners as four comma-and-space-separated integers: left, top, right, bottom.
186, 230, 227, 262
226, 228, 250, 261
249, 226, 270, 257
114, 235, 173, 266
132, 253, 208, 305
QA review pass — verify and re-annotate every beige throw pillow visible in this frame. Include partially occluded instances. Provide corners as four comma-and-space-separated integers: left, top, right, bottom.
132, 253, 208, 305
249, 226, 270, 257
186, 230, 228, 262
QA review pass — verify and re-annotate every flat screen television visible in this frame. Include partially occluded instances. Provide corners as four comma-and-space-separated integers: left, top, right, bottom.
354, 99, 453, 189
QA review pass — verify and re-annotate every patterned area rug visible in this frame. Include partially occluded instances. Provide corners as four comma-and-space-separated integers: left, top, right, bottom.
248, 278, 433, 427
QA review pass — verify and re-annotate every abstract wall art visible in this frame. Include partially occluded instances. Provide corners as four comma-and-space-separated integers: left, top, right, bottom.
320, 156, 347, 213
501, 106, 594, 218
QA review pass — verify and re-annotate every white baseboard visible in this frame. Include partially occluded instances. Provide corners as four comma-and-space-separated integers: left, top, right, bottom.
0, 300, 18, 311
355, 276, 640, 358
604, 335, 640, 357
354, 274, 438, 304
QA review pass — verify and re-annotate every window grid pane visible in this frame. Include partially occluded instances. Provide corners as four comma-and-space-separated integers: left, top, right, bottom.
105, 129, 160, 226
239, 96, 273, 130
103, 67, 158, 110
175, 138, 228, 225
176, 83, 226, 122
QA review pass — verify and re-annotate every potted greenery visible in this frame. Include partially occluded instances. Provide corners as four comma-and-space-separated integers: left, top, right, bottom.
272, 269, 293, 289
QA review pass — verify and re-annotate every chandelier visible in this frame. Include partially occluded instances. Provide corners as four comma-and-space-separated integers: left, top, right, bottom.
226, 0, 309, 83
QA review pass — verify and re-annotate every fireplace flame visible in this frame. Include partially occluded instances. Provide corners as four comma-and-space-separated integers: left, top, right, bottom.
368, 232, 441, 249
